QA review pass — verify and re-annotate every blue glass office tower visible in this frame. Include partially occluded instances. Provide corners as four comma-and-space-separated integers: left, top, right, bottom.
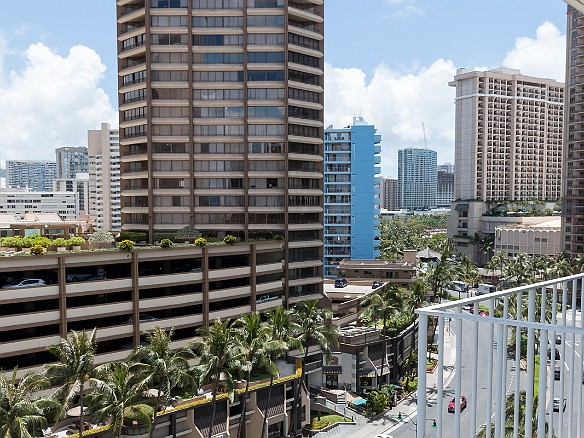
324, 116, 381, 277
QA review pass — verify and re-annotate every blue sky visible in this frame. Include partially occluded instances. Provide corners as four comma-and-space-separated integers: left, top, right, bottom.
0, 0, 569, 176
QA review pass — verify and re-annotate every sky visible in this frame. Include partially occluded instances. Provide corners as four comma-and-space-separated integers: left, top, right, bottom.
0, 0, 569, 177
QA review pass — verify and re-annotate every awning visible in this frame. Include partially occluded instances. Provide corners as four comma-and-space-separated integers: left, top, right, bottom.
455, 203, 469, 211
322, 365, 342, 374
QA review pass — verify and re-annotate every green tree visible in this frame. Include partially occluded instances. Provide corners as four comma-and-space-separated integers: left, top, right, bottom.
455, 253, 479, 294
360, 285, 403, 387
289, 301, 339, 435
260, 307, 298, 438
130, 327, 195, 438
45, 329, 98, 435
194, 319, 240, 438
0, 368, 57, 438
233, 312, 287, 438
87, 361, 152, 438
406, 280, 429, 313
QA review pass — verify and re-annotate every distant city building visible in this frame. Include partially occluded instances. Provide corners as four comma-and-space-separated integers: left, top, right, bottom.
53, 173, 89, 218
0, 190, 78, 220
324, 116, 381, 277
437, 162, 455, 174
6, 160, 56, 192
436, 170, 454, 207
447, 67, 564, 263
397, 148, 437, 210
55, 147, 88, 179
381, 177, 398, 210
88, 123, 121, 231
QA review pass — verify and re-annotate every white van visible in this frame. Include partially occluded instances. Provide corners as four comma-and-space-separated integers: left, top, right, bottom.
476, 283, 496, 295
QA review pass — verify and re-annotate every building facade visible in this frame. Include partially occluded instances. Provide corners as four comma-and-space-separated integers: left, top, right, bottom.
323, 117, 381, 277
6, 160, 56, 192
117, 0, 325, 303
88, 123, 121, 231
493, 218, 561, 258
436, 170, 454, 207
397, 148, 437, 210
447, 68, 564, 262
563, 7, 584, 255
449, 67, 563, 202
381, 177, 398, 210
55, 146, 89, 179
0, 190, 79, 220
53, 173, 90, 218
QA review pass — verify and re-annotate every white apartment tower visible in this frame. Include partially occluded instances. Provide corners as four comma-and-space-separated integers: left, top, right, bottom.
88, 123, 121, 231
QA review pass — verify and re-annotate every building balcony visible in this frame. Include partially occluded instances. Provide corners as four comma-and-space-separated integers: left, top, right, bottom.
415, 273, 584, 438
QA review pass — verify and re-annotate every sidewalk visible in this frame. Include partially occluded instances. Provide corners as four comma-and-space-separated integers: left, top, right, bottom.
339, 326, 457, 438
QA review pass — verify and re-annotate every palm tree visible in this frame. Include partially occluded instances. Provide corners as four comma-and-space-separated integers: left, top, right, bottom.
455, 253, 479, 296
45, 328, 98, 434
87, 361, 152, 438
424, 259, 454, 303
0, 368, 57, 438
194, 319, 240, 438
130, 327, 195, 438
233, 312, 287, 438
405, 280, 429, 313
360, 285, 403, 387
260, 306, 298, 438
289, 301, 339, 436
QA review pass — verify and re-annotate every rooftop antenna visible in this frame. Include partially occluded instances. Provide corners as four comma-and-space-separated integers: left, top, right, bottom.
422, 122, 428, 149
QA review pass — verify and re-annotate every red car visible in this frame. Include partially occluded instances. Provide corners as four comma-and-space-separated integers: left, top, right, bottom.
448, 396, 467, 413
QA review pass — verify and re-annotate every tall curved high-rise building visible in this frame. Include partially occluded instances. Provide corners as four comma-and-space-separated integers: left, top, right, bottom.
116, 0, 324, 304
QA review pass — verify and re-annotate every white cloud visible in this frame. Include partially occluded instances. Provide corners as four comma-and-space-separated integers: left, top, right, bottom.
325, 60, 457, 177
0, 42, 117, 162
325, 21, 566, 177
385, 0, 423, 16
502, 21, 565, 82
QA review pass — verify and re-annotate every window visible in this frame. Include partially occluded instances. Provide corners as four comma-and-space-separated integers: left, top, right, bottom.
123, 88, 147, 103
289, 70, 319, 85
194, 178, 243, 189
124, 125, 147, 138
248, 70, 285, 81
152, 107, 190, 118
248, 88, 285, 100
153, 143, 188, 153
193, 125, 244, 136
151, 70, 189, 81
248, 124, 285, 136
248, 52, 285, 63
193, 34, 243, 46
288, 33, 320, 50
122, 70, 146, 86
248, 33, 285, 45
152, 88, 190, 99
193, 107, 244, 118
194, 143, 244, 154
193, 16, 243, 27
289, 51, 320, 68
193, 0, 243, 8
194, 89, 244, 100
195, 53, 244, 64
123, 107, 147, 121
194, 160, 243, 172
151, 34, 188, 45
151, 52, 189, 63
288, 106, 320, 120
193, 71, 243, 82
249, 0, 284, 7
151, 0, 187, 7
289, 87, 320, 103
249, 142, 283, 153
247, 15, 285, 27
248, 106, 285, 118
151, 16, 189, 26
289, 124, 320, 138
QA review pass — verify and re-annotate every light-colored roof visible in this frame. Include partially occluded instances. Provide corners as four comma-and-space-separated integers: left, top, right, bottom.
0, 213, 19, 224
22, 212, 64, 223
496, 218, 561, 230
417, 247, 442, 260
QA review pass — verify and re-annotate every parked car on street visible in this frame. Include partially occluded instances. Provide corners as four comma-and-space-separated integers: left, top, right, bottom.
334, 278, 348, 288
554, 365, 561, 380
476, 284, 496, 295
448, 395, 467, 413
548, 347, 560, 361
372, 280, 382, 289
2, 278, 46, 289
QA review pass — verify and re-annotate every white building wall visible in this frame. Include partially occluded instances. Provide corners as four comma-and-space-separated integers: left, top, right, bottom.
0, 191, 79, 220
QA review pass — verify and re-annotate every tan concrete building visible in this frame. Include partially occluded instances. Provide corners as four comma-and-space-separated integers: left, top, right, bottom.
88, 123, 121, 231
447, 68, 563, 262
116, 0, 325, 302
494, 218, 562, 258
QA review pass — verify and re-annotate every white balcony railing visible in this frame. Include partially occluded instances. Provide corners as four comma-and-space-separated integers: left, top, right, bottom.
416, 273, 584, 438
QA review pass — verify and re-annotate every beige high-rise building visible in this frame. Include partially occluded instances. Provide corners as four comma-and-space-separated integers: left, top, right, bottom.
450, 67, 563, 202
447, 68, 564, 263
117, 0, 324, 303
88, 123, 121, 231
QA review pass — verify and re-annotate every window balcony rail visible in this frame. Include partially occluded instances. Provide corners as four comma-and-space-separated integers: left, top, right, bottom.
415, 273, 584, 438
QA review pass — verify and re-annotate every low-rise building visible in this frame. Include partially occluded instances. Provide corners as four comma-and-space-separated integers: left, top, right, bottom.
0, 190, 79, 220
494, 218, 561, 257
335, 250, 418, 287
0, 241, 285, 375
